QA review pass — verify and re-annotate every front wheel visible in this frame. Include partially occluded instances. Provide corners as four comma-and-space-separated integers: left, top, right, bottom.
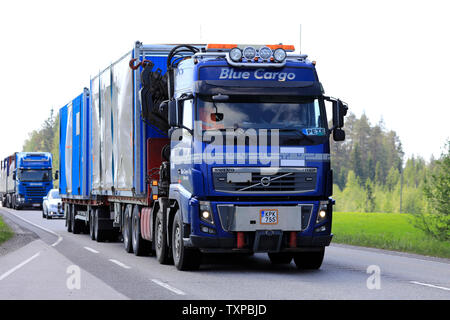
172, 211, 201, 271
293, 248, 325, 270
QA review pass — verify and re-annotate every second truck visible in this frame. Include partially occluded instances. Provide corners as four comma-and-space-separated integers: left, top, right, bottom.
0, 152, 54, 210
59, 41, 348, 270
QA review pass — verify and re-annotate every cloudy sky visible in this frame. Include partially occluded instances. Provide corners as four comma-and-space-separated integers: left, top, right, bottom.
0, 0, 448, 161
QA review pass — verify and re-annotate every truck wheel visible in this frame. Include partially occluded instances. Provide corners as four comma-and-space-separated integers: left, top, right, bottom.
293, 248, 325, 270
122, 205, 133, 252
132, 205, 151, 256
94, 208, 107, 242
268, 253, 293, 264
89, 209, 96, 240
72, 205, 82, 234
66, 204, 73, 232
155, 210, 171, 264
172, 211, 201, 271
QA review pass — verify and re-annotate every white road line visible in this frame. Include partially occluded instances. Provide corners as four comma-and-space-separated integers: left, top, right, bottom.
84, 247, 99, 254
109, 259, 131, 269
2, 208, 63, 247
151, 279, 186, 295
0, 252, 41, 281
411, 281, 450, 292
51, 236, 63, 247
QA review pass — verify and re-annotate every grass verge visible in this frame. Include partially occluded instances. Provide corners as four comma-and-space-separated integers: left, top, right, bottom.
0, 215, 14, 245
332, 212, 450, 259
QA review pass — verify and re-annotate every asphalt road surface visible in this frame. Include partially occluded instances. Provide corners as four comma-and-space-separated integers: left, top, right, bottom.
0, 206, 449, 300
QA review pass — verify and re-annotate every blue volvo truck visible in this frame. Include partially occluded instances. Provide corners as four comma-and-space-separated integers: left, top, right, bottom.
0, 152, 53, 210
60, 41, 348, 270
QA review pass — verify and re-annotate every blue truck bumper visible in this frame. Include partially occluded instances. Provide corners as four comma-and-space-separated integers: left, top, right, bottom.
186, 199, 333, 253
185, 234, 332, 253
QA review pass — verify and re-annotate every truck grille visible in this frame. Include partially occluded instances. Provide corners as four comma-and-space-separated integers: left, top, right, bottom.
212, 167, 317, 193
25, 186, 46, 202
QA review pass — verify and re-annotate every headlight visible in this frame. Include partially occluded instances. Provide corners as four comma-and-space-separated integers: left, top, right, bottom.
273, 48, 287, 62
229, 47, 242, 62
243, 46, 256, 60
316, 201, 328, 223
199, 201, 214, 225
258, 46, 272, 60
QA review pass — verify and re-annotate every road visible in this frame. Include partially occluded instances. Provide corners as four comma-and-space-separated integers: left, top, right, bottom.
0, 206, 449, 300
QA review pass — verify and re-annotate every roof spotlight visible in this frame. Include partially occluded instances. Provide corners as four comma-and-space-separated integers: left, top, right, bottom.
229, 47, 242, 62
273, 48, 287, 62
243, 46, 256, 60
258, 46, 272, 60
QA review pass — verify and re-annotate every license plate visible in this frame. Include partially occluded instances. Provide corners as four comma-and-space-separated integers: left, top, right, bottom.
227, 172, 251, 183
260, 209, 278, 225
33, 204, 40, 207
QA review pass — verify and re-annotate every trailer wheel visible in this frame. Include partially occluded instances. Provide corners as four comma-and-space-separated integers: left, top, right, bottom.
293, 248, 325, 270
72, 205, 82, 234
132, 205, 151, 256
268, 253, 293, 264
94, 208, 108, 242
122, 205, 133, 253
89, 209, 96, 240
155, 210, 171, 264
66, 204, 73, 232
172, 211, 201, 271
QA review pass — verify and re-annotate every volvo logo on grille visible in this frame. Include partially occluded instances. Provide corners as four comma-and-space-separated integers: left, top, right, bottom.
261, 176, 271, 187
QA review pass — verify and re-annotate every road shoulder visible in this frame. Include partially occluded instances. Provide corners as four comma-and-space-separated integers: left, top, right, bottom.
0, 211, 38, 257
331, 242, 450, 265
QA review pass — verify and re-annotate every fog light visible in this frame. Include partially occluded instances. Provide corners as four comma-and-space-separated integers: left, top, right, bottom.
273, 48, 287, 62
315, 226, 326, 233
258, 46, 272, 60
229, 47, 242, 62
201, 226, 209, 233
243, 46, 256, 60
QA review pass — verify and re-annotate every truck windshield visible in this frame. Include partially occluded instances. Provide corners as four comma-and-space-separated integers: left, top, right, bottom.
197, 96, 325, 131
18, 169, 52, 182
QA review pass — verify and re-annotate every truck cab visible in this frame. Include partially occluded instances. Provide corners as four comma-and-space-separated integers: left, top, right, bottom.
155, 44, 348, 270
8, 152, 53, 209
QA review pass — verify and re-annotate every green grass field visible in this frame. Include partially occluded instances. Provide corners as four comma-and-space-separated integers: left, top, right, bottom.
332, 212, 450, 259
0, 215, 14, 245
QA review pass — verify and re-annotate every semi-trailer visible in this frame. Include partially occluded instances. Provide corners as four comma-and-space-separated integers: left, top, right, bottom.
60, 41, 348, 270
0, 152, 54, 209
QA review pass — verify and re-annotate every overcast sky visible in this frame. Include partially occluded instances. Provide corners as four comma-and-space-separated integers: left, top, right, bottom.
0, 0, 448, 161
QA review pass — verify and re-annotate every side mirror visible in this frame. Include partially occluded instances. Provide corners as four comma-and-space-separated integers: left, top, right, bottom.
332, 99, 348, 128
54, 170, 59, 180
333, 128, 346, 141
168, 100, 179, 127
